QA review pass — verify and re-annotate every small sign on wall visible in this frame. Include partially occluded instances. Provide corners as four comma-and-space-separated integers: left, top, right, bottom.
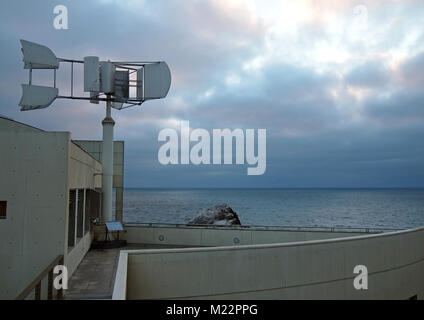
105, 221, 124, 231
0, 201, 6, 219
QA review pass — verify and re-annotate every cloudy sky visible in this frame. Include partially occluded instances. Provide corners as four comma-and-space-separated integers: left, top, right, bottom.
1, 0, 424, 188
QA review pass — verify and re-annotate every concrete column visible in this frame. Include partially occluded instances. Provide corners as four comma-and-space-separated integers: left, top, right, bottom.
102, 100, 115, 222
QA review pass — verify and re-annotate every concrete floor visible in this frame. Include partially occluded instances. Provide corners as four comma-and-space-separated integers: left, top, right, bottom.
65, 248, 120, 300
65, 243, 194, 300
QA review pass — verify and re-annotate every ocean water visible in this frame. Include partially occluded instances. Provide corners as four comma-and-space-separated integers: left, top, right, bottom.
121, 188, 424, 230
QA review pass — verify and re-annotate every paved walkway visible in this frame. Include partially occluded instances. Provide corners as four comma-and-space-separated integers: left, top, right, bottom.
65, 248, 120, 300
65, 244, 193, 300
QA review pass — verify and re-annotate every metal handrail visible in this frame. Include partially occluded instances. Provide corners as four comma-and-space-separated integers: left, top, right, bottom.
123, 222, 403, 234
15, 255, 64, 300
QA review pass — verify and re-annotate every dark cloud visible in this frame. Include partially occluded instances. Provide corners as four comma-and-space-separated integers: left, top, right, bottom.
1, 0, 424, 187
345, 60, 389, 88
399, 52, 424, 87
364, 89, 424, 125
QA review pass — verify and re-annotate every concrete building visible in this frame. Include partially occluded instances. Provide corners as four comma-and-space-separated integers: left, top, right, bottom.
0, 116, 106, 299
73, 140, 124, 222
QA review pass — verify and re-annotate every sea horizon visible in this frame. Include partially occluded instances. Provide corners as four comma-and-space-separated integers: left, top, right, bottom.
119, 188, 424, 230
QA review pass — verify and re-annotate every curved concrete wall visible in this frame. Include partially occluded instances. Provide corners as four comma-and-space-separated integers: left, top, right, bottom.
119, 227, 424, 299
124, 224, 370, 247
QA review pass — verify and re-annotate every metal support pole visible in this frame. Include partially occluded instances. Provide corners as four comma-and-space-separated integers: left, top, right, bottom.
71, 62, 74, 97
102, 99, 115, 222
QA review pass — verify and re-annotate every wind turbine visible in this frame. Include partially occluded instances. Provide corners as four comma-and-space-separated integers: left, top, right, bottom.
18, 39, 171, 222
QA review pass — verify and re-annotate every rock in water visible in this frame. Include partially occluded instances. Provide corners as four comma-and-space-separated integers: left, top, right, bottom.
188, 204, 241, 225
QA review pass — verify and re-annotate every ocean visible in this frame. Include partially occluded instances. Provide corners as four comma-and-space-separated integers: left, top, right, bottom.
120, 188, 424, 230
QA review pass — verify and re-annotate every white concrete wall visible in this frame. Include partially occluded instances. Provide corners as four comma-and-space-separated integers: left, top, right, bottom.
119, 227, 424, 300
0, 117, 103, 299
73, 140, 124, 221
68, 143, 102, 190
124, 225, 367, 247
65, 232, 93, 277
65, 142, 103, 277
0, 118, 70, 299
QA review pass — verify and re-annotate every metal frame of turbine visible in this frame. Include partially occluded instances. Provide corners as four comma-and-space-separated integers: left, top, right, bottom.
18, 39, 172, 222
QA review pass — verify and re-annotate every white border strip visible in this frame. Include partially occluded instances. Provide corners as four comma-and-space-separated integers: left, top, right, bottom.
112, 251, 128, 300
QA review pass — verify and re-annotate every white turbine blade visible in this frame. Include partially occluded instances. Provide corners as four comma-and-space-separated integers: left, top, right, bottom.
142, 61, 171, 100
20, 39, 59, 69
84, 56, 100, 92
19, 84, 58, 110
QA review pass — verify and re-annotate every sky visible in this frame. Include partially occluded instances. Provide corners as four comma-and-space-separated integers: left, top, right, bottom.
1, 0, 424, 188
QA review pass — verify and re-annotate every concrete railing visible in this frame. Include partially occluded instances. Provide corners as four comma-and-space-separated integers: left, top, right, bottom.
15, 255, 64, 300
122, 223, 394, 247
113, 226, 424, 300
112, 251, 128, 300
124, 222, 397, 233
